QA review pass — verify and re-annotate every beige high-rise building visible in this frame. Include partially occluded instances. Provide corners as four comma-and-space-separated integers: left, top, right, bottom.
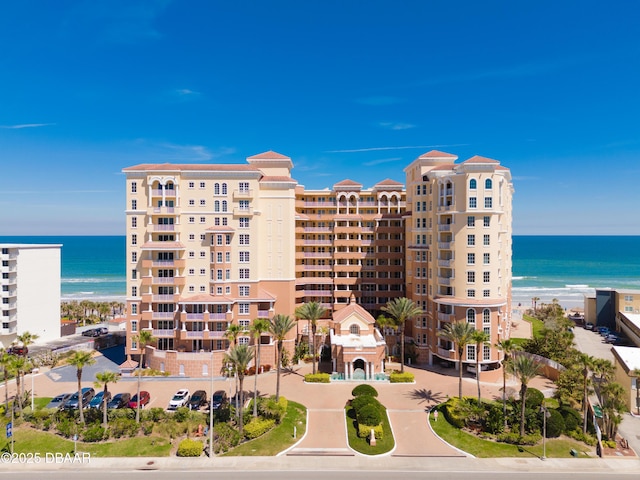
123, 149, 512, 376
404, 151, 514, 375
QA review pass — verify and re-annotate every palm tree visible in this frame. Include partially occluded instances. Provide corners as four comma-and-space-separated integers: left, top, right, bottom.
438, 320, 476, 399
133, 330, 154, 423
470, 330, 490, 405
16, 331, 39, 352
381, 297, 423, 373
508, 354, 542, 437
67, 350, 96, 423
94, 370, 119, 427
600, 381, 626, 440
495, 339, 521, 428
250, 318, 271, 417
295, 302, 327, 375
576, 353, 596, 434
632, 368, 640, 416
269, 314, 296, 402
225, 323, 244, 347
0, 348, 11, 411
224, 344, 254, 437
531, 297, 540, 313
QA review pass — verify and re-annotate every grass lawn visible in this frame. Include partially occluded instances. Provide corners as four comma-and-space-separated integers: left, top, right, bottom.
524, 314, 545, 339
429, 411, 593, 458
345, 406, 394, 455
224, 400, 307, 456
6, 428, 171, 457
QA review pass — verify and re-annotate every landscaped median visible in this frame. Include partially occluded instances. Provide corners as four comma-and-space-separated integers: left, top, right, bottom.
344, 385, 394, 455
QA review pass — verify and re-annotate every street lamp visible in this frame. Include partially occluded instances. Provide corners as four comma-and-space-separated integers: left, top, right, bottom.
540, 405, 550, 460
209, 351, 214, 459
31, 368, 40, 411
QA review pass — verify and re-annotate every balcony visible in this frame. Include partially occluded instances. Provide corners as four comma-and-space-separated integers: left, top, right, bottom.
302, 290, 332, 297
438, 242, 453, 250
257, 310, 270, 318
142, 259, 186, 269
141, 294, 179, 303
153, 224, 175, 232
233, 189, 254, 199
233, 207, 254, 216
151, 189, 176, 197
151, 206, 179, 215
301, 265, 332, 271
302, 227, 332, 233
438, 312, 454, 322
438, 224, 452, 232
438, 259, 453, 267
141, 275, 186, 287
304, 201, 337, 207
152, 329, 176, 337
437, 347, 457, 359
438, 277, 452, 286
0, 289, 16, 298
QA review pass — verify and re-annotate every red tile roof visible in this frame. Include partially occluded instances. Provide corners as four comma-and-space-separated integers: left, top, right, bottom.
375, 178, 403, 187
334, 179, 363, 187
463, 155, 500, 164
418, 150, 457, 159
122, 164, 258, 172
247, 150, 291, 160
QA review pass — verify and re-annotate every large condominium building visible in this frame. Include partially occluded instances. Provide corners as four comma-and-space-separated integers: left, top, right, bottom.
0, 244, 62, 347
123, 149, 513, 376
404, 151, 514, 373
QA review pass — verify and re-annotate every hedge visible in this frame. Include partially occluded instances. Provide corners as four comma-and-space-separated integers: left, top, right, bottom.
177, 438, 203, 457
244, 418, 276, 439
351, 395, 382, 413
352, 384, 378, 397
441, 399, 465, 429
525, 388, 544, 409
304, 373, 331, 383
357, 404, 382, 426
545, 409, 565, 438
389, 372, 415, 383
357, 423, 384, 439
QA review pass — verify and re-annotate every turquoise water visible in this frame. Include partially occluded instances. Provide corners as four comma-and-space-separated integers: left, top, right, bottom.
1, 235, 639, 307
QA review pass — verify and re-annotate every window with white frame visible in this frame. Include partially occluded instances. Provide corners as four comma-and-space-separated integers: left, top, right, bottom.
188, 268, 195, 275
189, 234, 195, 241
222, 183, 228, 195
131, 305, 138, 316
238, 337, 249, 345
131, 182, 137, 193
239, 286, 250, 296
467, 289, 475, 297
131, 252, 137, 263
350, 324, 360, 335
239, 234, 250, 245
199, 182, 206, 189
225, 252, 231, 262
200, 216, 206, 223
217, 235, 223, 246
131, 217, 137, 228
483, 344, 491, 360
467, 271, 475, 283
484, 216, 490, 227
469, 179, 477, 189
200, 251, 206, 258
467, 309, 476, 325
189, 182, 195, 189
217, 252, 223, 263
225, 269, 230, 280
469, 197, 477, 208
467, 216, 475, 227
214, 183, 220, 195
200, 234, 206, 241
216, 287, 223, 295
200, 269, 206, 276
189, 251, 195, 258
239, 200, 249, 211
483, 234, 490, 246
217, 269, 223, 280
200, 199, 206, 206
225, 234, 231, 245
131, 199, 137, 210
239, 251, 250, 262
214, 201, 220, 212
484, 197, 492, 208
239, 217, 250, 228
483, 289, 490, 297
467, 345, 476, 361
483, 253, 490, 264
485, 179, 492, 189
239, 268, 250, 279
132, 286, 137, 297
239, 182, 249, 193
189, 199, 195, 206
467, 253, 475, 265
131, 234, 137, 246
239, 303, 250, 315
483, 271, 490, 283
189, 217, 195, 223
222, 200, 228, 212
467, 234, 475, 246
483, 309, 491, 323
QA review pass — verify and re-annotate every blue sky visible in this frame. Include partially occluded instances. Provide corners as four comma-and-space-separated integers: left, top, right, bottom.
1, 0, 639, 235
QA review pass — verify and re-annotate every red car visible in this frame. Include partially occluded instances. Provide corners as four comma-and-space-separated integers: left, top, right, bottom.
128, 391, 150, 409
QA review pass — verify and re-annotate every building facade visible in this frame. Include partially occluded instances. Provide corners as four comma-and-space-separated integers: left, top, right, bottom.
123, 149, 513, 376
403, 151, 514, 375
0, 244, 62, 347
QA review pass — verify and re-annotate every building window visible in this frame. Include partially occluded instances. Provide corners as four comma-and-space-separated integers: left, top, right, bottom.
222, 183, 228, 195
131, 182, 137, 193
200, 251, 206, 258
467, 289, 475, 298
469, 179, 477, 189
225, 252, 231, 262
189, 285, 195, 292
467, 216, 475, 227
131, 269, 137, 280
217, 270, 223, 280
225, 269, 230, 280
132, 286, 137, 297
131, 339, 137, 350
200, 286, 206, 292
239, 182, 249, 193
239, 268, 250, 279
222, 200, 228, 212
239, 200, 249, 211
483, 253, 490, 264
200, 199, 206, 206
225, 234, 231, 245
485, 179, 492, 189
483, 344, 491, 360
131, 234, 137, 246
467, 253, 475, 265
188, 217, 195, 223
239, 303, 250, 315
214, 183, 220, 195
200, 182, 206, 189
189, 182, 195, 189
131, 199, 137, 210
483, 289, 490, 297
200, 234, 206, 241
189, 234, 195, 241
200, 217, 206, 223
467, 235, 475, 246
483, 309, 491, 323
239, 251, 250, 263
217, 235, 223, 246
483, 271, 490, 283
214, 201, 220, 212
469, 197, 477, 208
238, 337, 249, 345
239, 234, 250, 245
188, 269, 195, 275
484, 197, 492, 208
131, 217, 137, 228
467, 309, 476, 325
216, 252, 223, 263
624, 295, 633, 301
484, 216, 490, 227
189, 251, 195, 258
239, 286, 250, 297
467, 271, 475, 283
240, 218, 250, 228
467, 345, 476, 361
189, 199, 195, 206
350, 324, 360, 335
131, 252, 137, 263
200, 269, 206, 276
131, 320, 138, 332
483, 234, 490, 246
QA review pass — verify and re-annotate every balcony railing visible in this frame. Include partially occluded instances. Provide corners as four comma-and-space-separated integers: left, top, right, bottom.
152, 311, 175, 319
438, 259, 453, 267
152, 329, 175, 337
153, 224, 175, 231
438, 312, 454, 322
257, 310, 270, 318
438, 347, 456, 359
438, 277, 452, 286
209, 313, 227, 320
186, 313, 204, 320
438, 224, 451, 232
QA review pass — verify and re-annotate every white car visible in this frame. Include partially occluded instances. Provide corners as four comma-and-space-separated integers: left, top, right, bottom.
168, 389, 190, 410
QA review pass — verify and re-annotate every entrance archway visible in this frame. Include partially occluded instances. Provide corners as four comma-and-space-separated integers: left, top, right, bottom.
352, 358, 366, 380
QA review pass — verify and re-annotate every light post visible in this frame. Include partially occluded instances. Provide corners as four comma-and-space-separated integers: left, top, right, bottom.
540, 405, 550, 460
30, 368, 39, 411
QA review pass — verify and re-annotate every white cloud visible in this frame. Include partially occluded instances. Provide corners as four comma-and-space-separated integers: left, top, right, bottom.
0, 123, 55, 129
176, 88, 201, 96
378, 122, 416, 130
363, 157, 402, 167
160, 143, 213, 161
328, 144, 468, 153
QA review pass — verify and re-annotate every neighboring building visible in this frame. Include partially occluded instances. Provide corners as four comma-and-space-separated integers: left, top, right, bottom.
403, 151, 514, 377
611, 345, 640, 414
0, 244, 62, 347
584, 288, 640, 346
123, 149, 513, 376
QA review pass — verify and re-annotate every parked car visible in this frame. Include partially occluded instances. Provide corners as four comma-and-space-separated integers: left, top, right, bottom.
81, 328, 100, 337
97, 327, 109, 335
89, 390, 111, 409
64, 387, 95, 410
7, 345, 28, 356
107, 392, 131, 409
129, 391, 150, 409
188, 390, 207, 410
168, 389, 190, 410
605, 334, 621, 344
211, 390, 228, 410
597, 327, 610, 336
45, 393, 72, 410
584, 322, 595, 330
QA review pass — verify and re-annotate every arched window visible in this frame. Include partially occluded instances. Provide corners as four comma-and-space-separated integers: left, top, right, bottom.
222, 183, 228, 195
165, 182, 174, 190
222, 200, 228, 212
483, 309, 491, 324
349, 324, 360, 335
214, 183, 220, 195
469, 179, 477, 189
485, 179, 492, 189
214, 200, 220, 212
467, 309, 476, 325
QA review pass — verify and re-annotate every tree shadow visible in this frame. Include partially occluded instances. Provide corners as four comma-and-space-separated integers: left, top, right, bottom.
282, 367, 305, 377
406, 388, 446, 407
492, 386, 517, 402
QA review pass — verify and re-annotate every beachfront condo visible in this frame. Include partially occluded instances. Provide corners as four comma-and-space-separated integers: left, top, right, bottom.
123, 150, 513, 377
0, 243, 62, 347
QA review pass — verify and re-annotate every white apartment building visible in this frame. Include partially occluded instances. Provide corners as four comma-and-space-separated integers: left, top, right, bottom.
0, 244, 62, 347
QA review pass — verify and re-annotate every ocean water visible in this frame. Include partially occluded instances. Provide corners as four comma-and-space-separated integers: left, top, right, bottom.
1, 235, 639, 309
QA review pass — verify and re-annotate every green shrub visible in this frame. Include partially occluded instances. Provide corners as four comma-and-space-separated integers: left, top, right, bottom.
243, 418, 276, 439
56, 418, 74, 438
352, 384, 378, 397
141, 421, 154, 435
25, 409, 53, 429
351, 395, 382, 413
357, 404, 383, 426
82, 425, 105, 442
177, 438, 203, 457
389, 372, 415, 383
441, 399, 465, 429
213, 422, 241, 454
603, 439, 616, 449
142, 407, 168, 422
558, 406, 581, 432
173, 406, 191, 422
496, 432, 521, 444
357, 423, 383, 439
566, 429, 597, 446
525, 388, 544, 409
545, 409, 565, 438
520, 433, 542, 445
304, 373, 330, 383
258, 396, 287, 423
110, 418, 140, 438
